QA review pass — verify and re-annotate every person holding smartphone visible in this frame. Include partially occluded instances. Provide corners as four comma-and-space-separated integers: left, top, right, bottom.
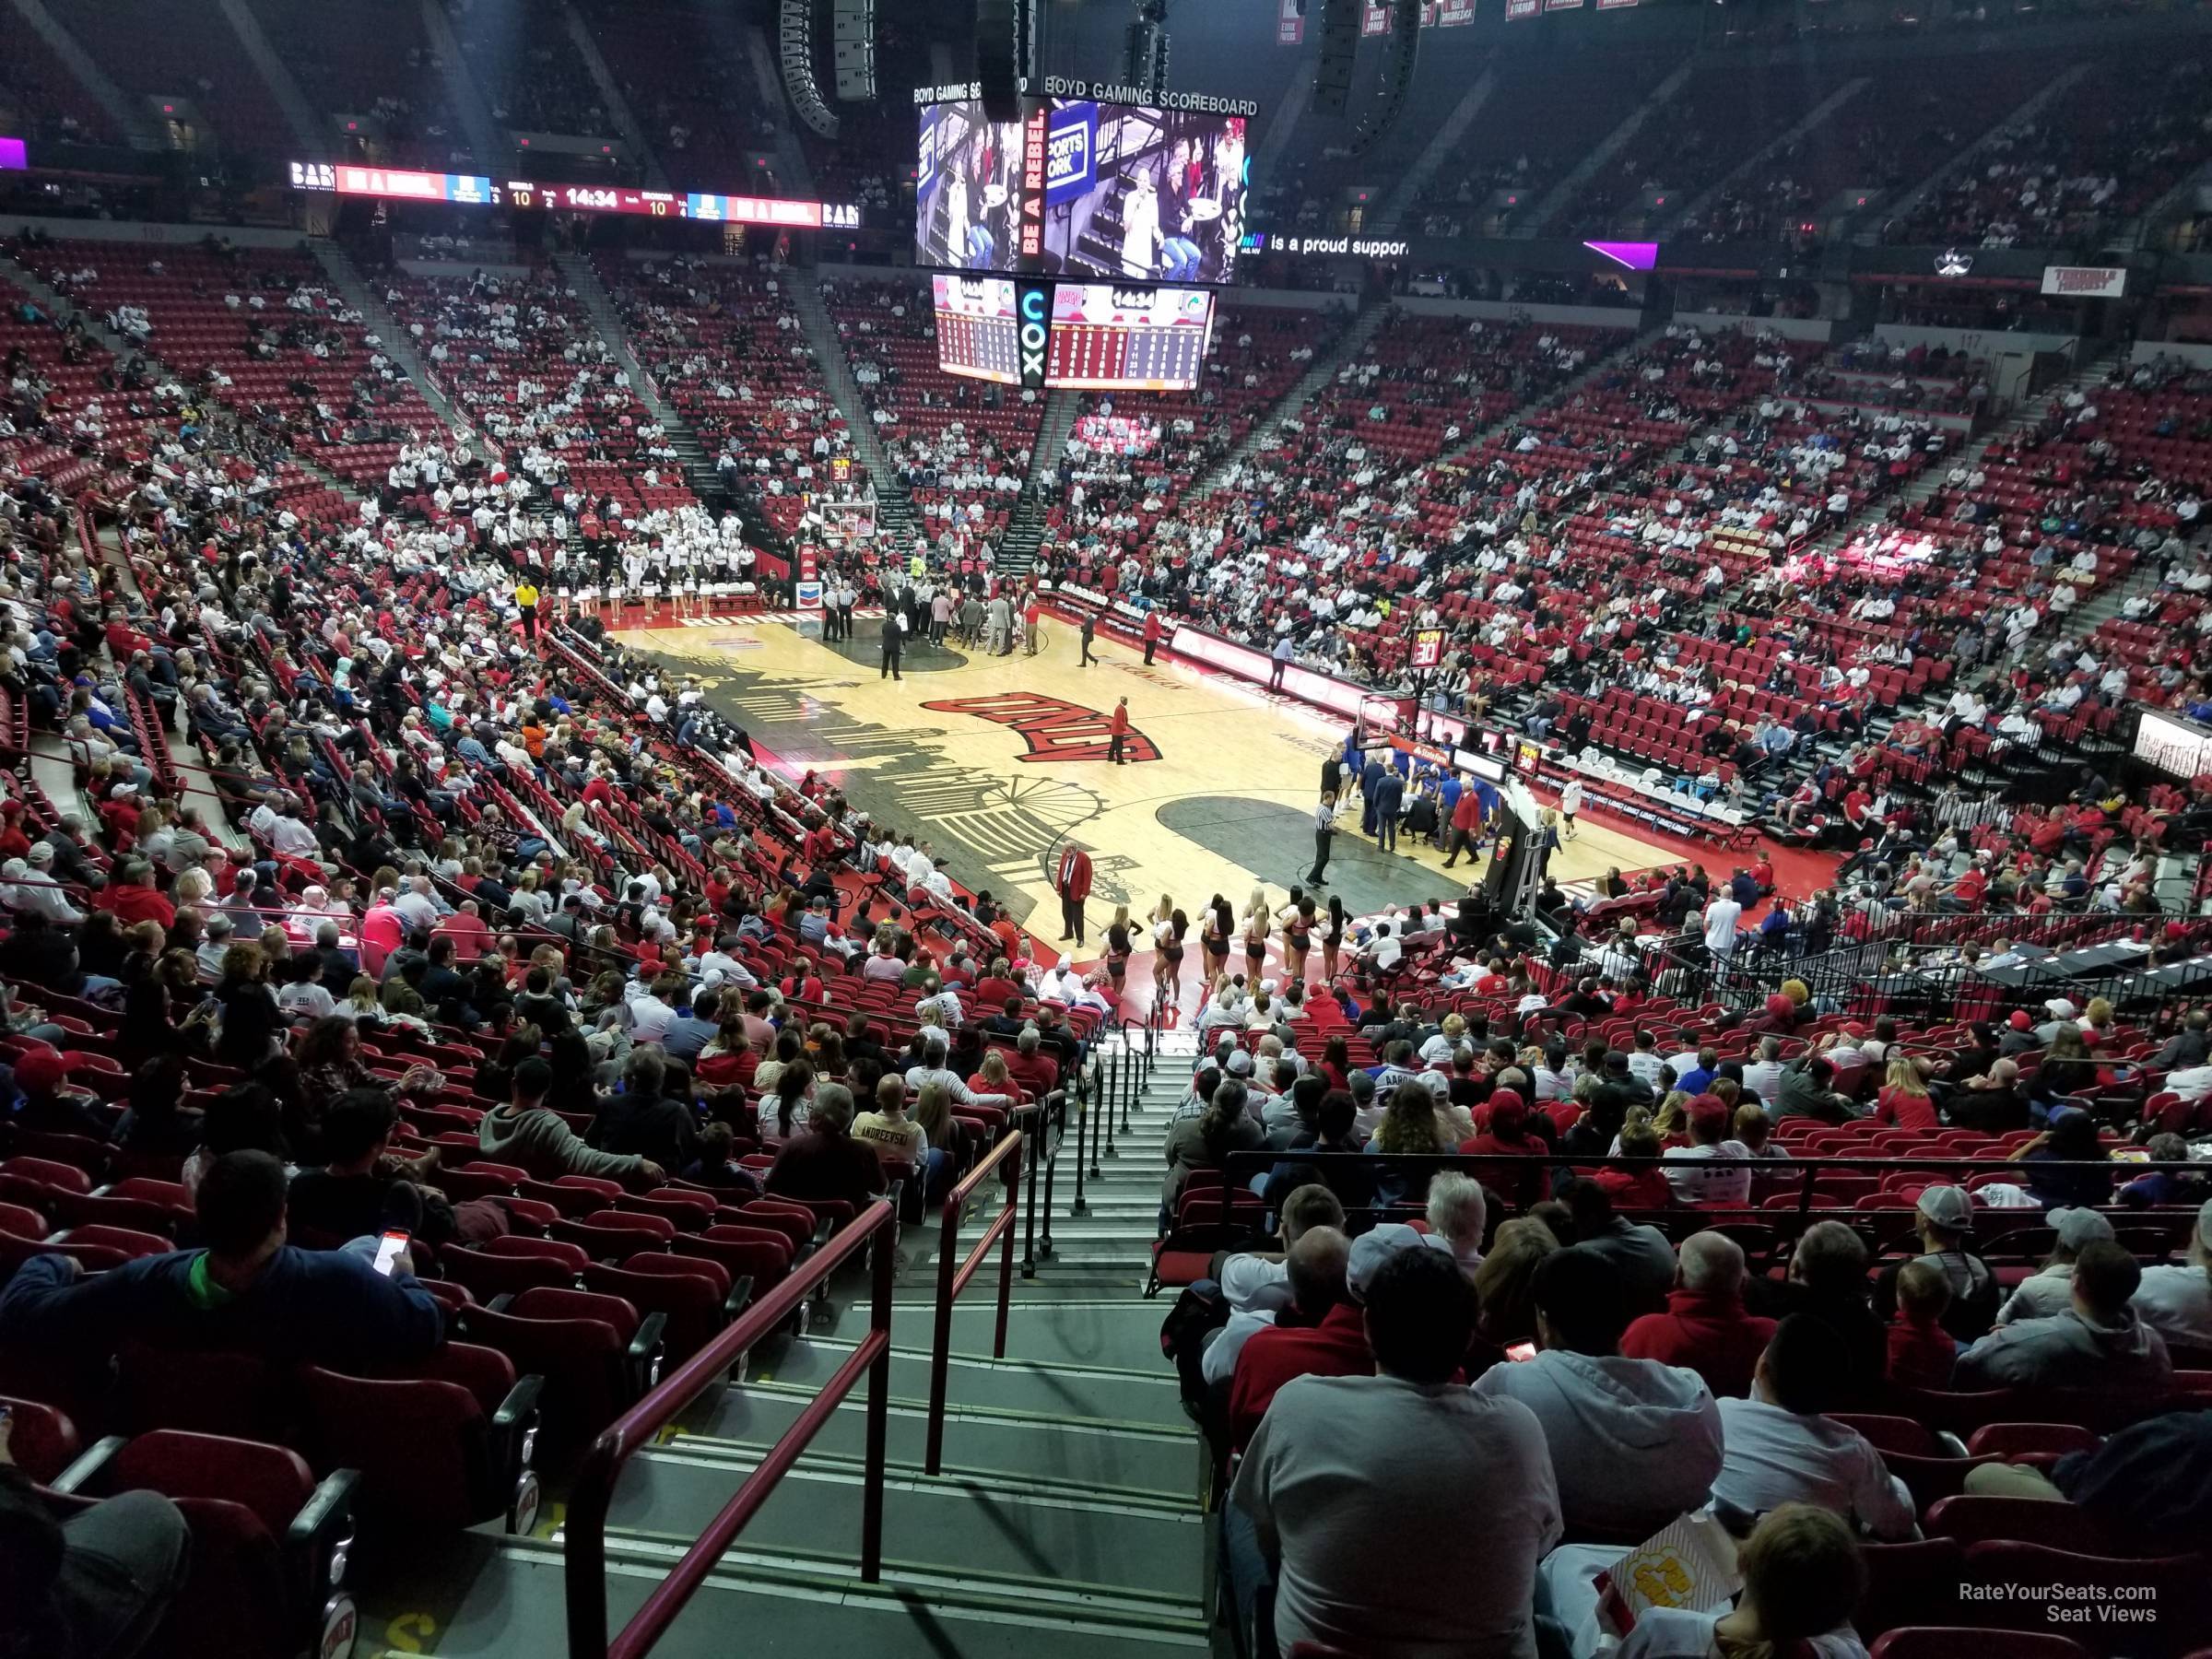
0, 1149, 445, 1370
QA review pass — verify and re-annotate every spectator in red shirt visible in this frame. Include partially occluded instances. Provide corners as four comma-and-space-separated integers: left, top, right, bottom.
1620, 1231, 1778, 1399
95, 858, 175, 931
1000, 1027, 1061, 1099
1227, 1225, 1361, 1452
974, 960, 1023, 1009
0, 801, 31, 864
1884, 1259, 1958, 1390
432, 899, 493, 962
1872, 1058, 1938, 1131
1442, 789, 1485, 869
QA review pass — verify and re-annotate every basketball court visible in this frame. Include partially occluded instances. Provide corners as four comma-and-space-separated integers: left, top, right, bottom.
620, 609, 1679, 977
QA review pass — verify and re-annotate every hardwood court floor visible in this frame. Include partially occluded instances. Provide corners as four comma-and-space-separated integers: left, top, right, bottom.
622, 612, 1677, 955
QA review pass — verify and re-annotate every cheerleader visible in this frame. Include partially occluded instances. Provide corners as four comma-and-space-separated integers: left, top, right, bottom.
1240, 887, 1271, 981
1320, 895, 1347, 984
678, 543, 701, 619
1148, 894, 1177, 1000
1279, 896, 1314, 986
1202, 893, 1232, 979
549, 542, 573, 620
1104, 904, 1132, 1006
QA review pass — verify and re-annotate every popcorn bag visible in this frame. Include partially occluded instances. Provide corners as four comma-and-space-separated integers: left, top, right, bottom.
1593, 1512, 1744, 1638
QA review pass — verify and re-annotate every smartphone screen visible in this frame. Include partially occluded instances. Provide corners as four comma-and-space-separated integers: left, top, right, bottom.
1504, 1341, 1537, 1363
372, 1230, 410, 1277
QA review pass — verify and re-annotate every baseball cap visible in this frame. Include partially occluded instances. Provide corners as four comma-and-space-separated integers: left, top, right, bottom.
1916, 1183, 1973, 1230
1347, 1223, 1434, 1302
2045, 998, 2078, 1019
1688, 1092, 1731, 1130
14, 1046, 86, 1093
1225, 1049, 1253, 1077
1487, 1087, 1527, 1131
2008, 1010, 2034, 1030
2049, 1206, 2116, 1251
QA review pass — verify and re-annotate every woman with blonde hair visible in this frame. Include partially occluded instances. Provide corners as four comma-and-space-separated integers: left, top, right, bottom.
1105, 903, 1133, 1003
1601, 1107, 1674, 1210
340, 973, 384, 1026
1874, 1055, 1936, 1130
1240, 887, 1270, 980
1474, 1216, 1559, 1349
912, 1077, 973, 1176
1149, 894, 1177, 998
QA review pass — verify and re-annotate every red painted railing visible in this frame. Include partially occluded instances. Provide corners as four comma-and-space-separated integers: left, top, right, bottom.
924, 1129, 1024, 1476
564, 1200, 897, 1659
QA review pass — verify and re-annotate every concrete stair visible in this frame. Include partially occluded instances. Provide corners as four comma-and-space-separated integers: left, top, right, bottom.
1524, 56, 1696, 237
353, 1033, 1212, 1657
998, 389, 1083, 577
551, 251, 729, 520
1187, 300, 1390, 500
789, 278, 924, 549
1663, 77, 1868, 240
1372, 71, 1499, 239
308, 240, 465, 431
561, 0, 671, 191
1856, 63, 2092, 244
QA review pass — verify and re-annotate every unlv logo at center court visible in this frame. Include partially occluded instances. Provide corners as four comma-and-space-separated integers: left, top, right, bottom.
921, 693, 1160, 764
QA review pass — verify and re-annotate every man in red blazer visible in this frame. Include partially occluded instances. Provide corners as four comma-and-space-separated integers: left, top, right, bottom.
1053, 842, 1092, 946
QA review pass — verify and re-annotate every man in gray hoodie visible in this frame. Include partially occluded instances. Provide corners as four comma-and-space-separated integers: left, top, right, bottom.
477, 1057, 665, 1186
1473, 1244, 1724, 1541
1955, 1241, 2172, 1391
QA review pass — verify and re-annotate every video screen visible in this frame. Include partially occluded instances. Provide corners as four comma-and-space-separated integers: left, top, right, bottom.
931, 275, 1020, 385
1041, 101, 1246, 285
1045, 282, 1215, 393
915, 100, 1026, 272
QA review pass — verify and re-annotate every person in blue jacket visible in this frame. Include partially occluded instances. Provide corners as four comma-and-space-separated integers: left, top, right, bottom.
0, 1149, 444, 1368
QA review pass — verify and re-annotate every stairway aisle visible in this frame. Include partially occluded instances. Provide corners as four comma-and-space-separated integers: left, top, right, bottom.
997, 389, 1083, 578
364, 1031, 1212, 1657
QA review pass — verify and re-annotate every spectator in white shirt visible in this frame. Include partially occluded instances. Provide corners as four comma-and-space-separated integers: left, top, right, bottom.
1712, 1316, 1916, 1538
2129, 1197, 2212, 1353
1703, 891, 1743, 959
1616, 1504, 1870, 1659
1663, 1095, 1753, 1206
1201, 1185, 1347, 1389
1742, 1035, 1787, 1103
903, 1037, 1011, 1113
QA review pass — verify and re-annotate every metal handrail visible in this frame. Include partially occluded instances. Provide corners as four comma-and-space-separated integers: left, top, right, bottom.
924, 1128, 1025, 1475
565, 1199, 898, 1659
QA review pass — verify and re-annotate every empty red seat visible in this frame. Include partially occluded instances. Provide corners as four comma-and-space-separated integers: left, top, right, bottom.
299, 1343, 543, 1532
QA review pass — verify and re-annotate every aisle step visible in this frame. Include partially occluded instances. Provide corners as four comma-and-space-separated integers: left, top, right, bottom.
759, 1337, 1183, 1426
609, 1443, 1206, 1598
367, 1533, 1208, 1659
681, 1381, 1198, 1498
878, 1296, 1175, 1368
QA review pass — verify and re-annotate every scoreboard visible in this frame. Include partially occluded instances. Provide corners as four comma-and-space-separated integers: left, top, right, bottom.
287, 161, 860, 230
930, 276, 1020, 385
1042, 283, 1215, 393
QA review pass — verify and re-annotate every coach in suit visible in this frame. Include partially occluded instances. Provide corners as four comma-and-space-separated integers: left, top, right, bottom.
1053, 843, 1093, 947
